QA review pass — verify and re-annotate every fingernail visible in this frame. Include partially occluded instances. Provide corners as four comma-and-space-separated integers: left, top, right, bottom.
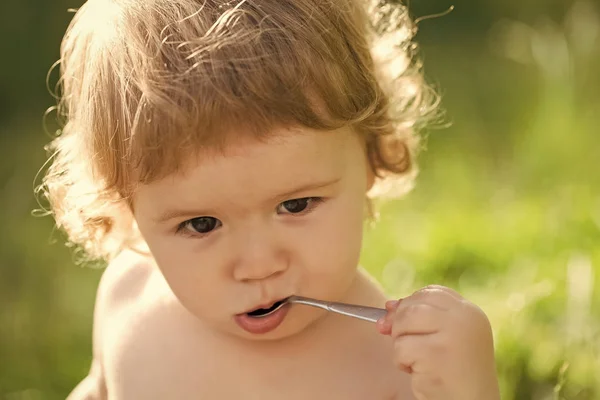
385, 299, 400, 309
376, 318, 391, 335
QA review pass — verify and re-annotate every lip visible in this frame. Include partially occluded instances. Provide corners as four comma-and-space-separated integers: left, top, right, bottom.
234, 302, 290, 334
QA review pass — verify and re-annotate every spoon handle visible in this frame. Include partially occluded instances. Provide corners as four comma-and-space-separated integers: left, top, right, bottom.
287, 296, 387, 323
326, 301, 387, 323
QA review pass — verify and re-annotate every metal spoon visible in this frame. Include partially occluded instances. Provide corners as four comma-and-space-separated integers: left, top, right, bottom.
286, 295, 387, 323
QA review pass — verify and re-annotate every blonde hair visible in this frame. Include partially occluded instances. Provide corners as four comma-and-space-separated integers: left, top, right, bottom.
39, 0, 440, 261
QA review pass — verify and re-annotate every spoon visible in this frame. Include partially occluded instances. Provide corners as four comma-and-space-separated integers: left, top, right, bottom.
286, 295, 388, 323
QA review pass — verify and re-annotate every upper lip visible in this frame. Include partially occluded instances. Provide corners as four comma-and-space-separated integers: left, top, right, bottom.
240, 296, 291, 315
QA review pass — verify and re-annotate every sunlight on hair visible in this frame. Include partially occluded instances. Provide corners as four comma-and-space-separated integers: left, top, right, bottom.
41, 0, 440, 261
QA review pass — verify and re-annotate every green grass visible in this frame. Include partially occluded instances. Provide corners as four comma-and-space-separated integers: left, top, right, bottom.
360, 10, 600, 397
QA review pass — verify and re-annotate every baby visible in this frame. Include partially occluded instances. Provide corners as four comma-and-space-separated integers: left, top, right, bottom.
41, 0, 500, 398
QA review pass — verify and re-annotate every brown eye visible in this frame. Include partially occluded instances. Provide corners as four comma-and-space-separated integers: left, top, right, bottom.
185, 217, 221, 234
277, 198, 324, 215
281, 198, 309, 214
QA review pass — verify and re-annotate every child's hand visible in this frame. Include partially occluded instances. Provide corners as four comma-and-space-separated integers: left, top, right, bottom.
377, 285, 500, 400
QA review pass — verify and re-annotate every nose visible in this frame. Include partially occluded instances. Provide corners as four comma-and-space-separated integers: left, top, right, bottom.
231, 227, 288, 282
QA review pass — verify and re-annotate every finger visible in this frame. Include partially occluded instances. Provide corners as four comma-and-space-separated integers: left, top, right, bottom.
419, 284, 464, 300
377, 298, 404, 335
385, 299, 401, 310
391, 303, 444, 338
393, 334, 426, 374
377, 304, 402, 335
380, 290, 447, 335
376, 316, 392, 335
405, 286, 463, 310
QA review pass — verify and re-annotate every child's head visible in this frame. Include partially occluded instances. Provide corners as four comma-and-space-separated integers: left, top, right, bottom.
41, 0, 437, 337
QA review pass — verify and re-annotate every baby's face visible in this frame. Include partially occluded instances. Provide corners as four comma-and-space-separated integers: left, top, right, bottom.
133, 126, 372, 340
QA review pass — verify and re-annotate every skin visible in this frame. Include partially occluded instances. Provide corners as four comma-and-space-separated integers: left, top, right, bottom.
132, 126, 372, 343
378, 286, 501, 400
68, 126, 499, 399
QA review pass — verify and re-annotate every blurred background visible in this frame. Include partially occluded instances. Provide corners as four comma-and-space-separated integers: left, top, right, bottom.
0, 0, 598, 399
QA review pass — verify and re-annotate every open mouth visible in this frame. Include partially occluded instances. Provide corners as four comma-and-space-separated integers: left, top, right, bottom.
246, 299, 288, 318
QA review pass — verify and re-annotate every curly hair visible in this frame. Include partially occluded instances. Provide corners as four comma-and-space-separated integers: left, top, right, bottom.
39, 0, 440, 261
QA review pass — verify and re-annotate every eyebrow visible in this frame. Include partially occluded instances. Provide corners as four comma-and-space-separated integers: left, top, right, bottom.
154, 177, 342, 223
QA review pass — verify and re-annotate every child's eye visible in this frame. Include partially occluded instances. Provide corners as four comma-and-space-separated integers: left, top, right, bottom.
277, 197, 323, 215
178, 217, 222, 236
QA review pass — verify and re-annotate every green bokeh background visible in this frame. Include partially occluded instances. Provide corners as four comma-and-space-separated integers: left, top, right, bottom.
0, 0, 598, 399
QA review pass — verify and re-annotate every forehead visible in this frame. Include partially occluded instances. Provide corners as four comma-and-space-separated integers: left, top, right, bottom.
133, 126, 364, 207
177, 127, 354, 183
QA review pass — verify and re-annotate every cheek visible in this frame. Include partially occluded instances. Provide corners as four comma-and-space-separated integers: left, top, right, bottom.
301, 195, 365, 277
143, 238, 225, 314
139, 224, 207, 281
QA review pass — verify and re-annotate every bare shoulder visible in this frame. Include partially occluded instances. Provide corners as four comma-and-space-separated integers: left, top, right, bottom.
96, 249, 156, 311
67, 249, 157, 400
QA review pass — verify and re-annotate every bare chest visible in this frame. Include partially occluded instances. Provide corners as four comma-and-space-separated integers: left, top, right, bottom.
101, 299, 413, 400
